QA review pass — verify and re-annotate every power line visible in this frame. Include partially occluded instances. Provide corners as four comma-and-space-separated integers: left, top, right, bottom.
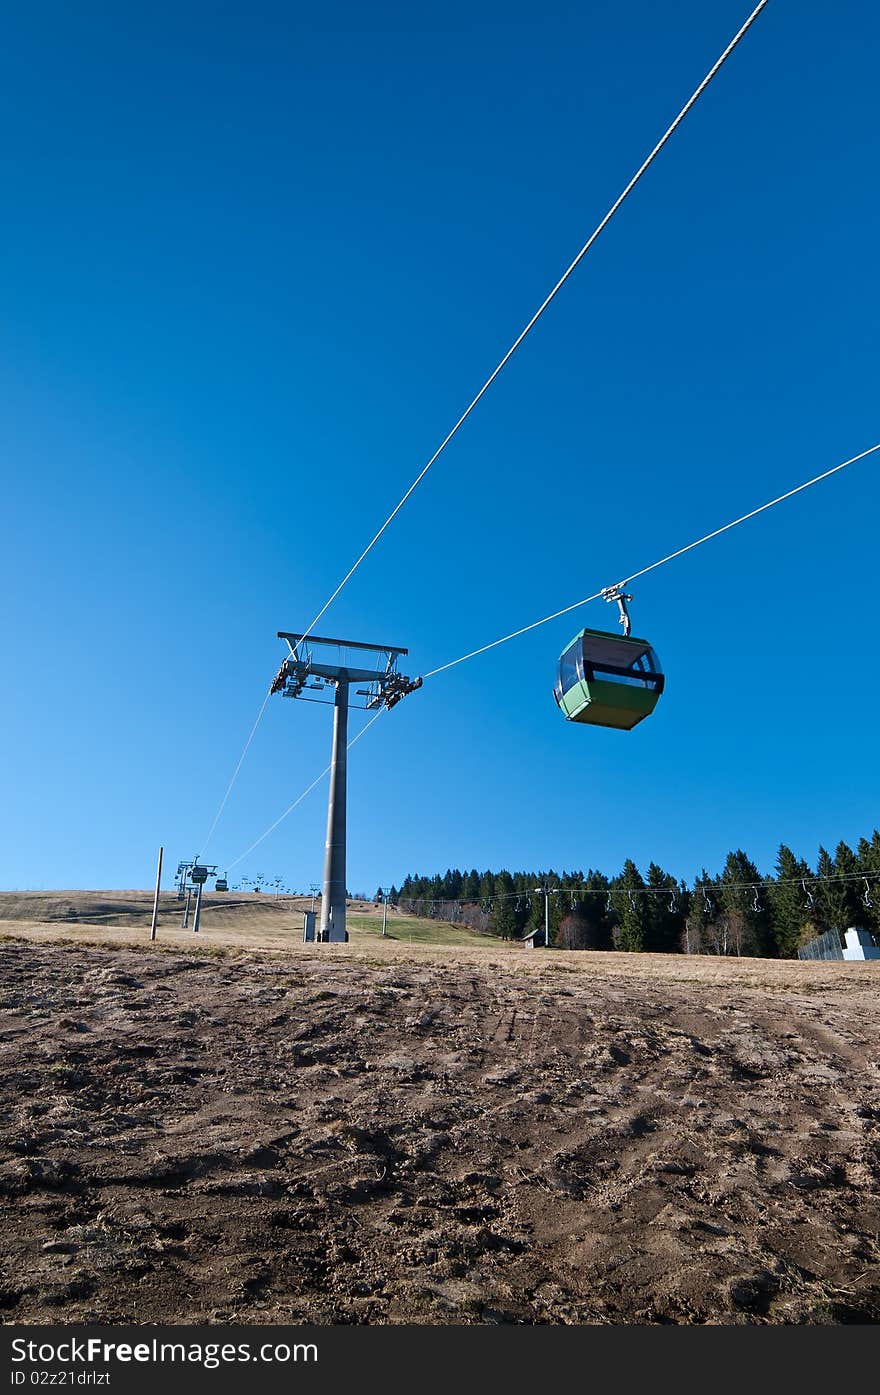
424, 441, 880, 679
197, 0, 769, 847
300, 0, 770, 642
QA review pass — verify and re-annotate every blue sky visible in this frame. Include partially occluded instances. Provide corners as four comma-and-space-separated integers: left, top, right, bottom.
1, 0, 878, 892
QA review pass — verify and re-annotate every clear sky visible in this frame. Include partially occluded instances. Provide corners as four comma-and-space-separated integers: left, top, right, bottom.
2, 0, 878, 893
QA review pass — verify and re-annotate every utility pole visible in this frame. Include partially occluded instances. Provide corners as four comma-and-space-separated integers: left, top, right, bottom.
150, 846, 163, 942
534, 884, 552, 949
379, 887, 392, 936
271, 632, 421, 945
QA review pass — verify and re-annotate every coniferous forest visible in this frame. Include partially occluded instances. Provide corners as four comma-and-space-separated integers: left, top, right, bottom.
381, 829, 880, 957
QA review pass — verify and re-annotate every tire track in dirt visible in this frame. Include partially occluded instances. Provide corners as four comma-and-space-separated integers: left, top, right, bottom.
1, 945, 880, 1324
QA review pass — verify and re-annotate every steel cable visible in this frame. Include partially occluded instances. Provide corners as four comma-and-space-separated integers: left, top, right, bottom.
197, 0, 769, 849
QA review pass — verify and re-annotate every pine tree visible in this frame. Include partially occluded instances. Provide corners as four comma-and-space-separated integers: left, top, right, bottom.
395, 836, 880, 957
645, 863, 685, 952
441, 867, 463, 900
489, 897, 517, 940
815, 846, 845, 939
495, 870, 515, 911
462, 869, 480, 902
833, 841, 862, 930
685, 872, 718, 953
855, 835, 880, 937
768, 845, 815, 957
611, 860, 651, 952
720, 850, 771, 956
557, 876, 610, 949
585, 871, 616, 950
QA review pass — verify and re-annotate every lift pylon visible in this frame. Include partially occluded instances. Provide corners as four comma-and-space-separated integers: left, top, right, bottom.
271, 632, 421, 943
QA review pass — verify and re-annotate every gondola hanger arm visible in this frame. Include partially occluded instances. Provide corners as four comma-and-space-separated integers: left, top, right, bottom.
601, 584, 634, 637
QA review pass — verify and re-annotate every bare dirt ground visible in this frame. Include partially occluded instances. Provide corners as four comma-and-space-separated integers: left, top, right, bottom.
2, 898, 880, 1325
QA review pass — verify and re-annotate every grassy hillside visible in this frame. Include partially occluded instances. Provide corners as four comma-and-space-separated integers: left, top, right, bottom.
347, 911, 490, 946
0, 889, 488, 950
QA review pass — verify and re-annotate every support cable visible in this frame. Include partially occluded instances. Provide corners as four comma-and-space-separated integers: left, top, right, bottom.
223, 707, 386, 873
197, 0, 769, 849
217, 437, 878, 872
201, 691, 271, 855
424, 442, 880, 679
299, 0, 770, 643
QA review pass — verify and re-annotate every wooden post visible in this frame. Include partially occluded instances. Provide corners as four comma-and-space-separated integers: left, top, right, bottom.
150, 846, 163, 942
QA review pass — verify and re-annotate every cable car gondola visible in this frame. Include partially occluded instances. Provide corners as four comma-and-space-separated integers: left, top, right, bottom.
215, 877, 228, 892
554, 589, 664, 730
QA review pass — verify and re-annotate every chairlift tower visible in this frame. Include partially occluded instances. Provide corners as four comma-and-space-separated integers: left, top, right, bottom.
378, 886, 393, 937
188, 859, 216, 935
175, 861, 195, 927
175, 859, 216, 933
271, 632, 421, 943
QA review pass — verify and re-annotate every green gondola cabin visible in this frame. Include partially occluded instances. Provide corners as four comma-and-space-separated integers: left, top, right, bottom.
555, 628, 664, 730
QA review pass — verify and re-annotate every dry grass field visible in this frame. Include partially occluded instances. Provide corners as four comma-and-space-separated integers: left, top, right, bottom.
1, 891, 879, 1325
0, 889, 485, 951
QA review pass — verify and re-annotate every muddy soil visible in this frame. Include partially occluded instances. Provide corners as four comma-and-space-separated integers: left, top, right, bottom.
2, 944, 879, 1324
